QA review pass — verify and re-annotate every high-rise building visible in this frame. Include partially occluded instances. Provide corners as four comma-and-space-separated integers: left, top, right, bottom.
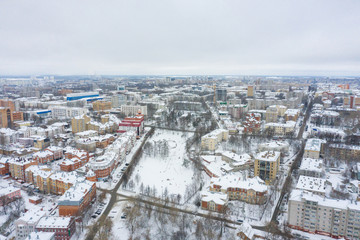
247, 86, 254, 97
216, 88, 227, 102
288, 190, 360, 239
254, 151, 280, 185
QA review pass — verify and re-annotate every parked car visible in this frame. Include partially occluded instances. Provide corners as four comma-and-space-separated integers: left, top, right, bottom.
113, 180, 118, 183
91, 215, 97, 218
125, 163, 129, 166
121, 214, 127, 219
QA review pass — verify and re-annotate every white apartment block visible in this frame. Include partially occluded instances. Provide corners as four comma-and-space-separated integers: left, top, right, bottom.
288, 190, 360, 239
50, 106, 88, 119
120, 105, 147, 116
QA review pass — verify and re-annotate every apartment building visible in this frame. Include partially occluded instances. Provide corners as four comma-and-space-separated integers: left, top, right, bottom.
299, 158, 324, 178
265, 121, 296, 136
9, 158, 37, 181
36, 216, 76, 240
328, 144, 360, 161
58, 180, 96, 217
201, 191, 228, 212
209, 175, 267, 204
92, 100, 112, 112
304, 138, 325, 159
120, 105, 147, 116
254, 151, 280, 185
50, 106, 88, 119
71, 115, 90, 134
288, 190, 360, 239
201, 129, 229, 151
15, 210, 46, 240
285, 109, 300, 121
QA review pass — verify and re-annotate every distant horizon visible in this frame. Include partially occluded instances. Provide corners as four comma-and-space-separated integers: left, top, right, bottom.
1, 0, 360, 77
1, 73, 360, 78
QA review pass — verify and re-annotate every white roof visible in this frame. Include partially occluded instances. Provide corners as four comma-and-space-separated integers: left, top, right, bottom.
58, 180, 94, 202
0, 186, 20, 196
256, 151, 280, 162
237, 221, 254, 239
37, 216, 72, 229
211, 175, 267, 193
25, 232, 55, 240
305, 138, 325, 152
221, 151, 252, 165
296, 175, 326, 193
290, 189, 360, 211
299, 158, 323, 173
201, 191, 228, 205
16, 209, 45, 225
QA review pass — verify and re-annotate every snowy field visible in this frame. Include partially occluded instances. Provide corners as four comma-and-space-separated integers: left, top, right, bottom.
120, 129, 196, 203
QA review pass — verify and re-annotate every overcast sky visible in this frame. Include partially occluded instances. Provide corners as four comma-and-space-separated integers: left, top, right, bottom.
0, 0, 359, 76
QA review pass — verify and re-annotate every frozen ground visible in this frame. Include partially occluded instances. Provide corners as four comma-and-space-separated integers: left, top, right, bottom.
121, 129, 195, 203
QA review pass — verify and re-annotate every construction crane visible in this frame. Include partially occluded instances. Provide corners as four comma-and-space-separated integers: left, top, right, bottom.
213, 81, 216, 106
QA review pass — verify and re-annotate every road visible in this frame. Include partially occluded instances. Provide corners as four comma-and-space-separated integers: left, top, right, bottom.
85, 128, 154, 240
113, 192, 285, 235
271, 98, 313, 224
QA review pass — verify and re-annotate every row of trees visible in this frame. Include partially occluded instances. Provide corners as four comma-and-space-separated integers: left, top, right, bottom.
123, 199, 237, 240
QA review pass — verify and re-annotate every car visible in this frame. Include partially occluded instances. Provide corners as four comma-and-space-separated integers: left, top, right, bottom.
113, 180, 118, 183
125, 163, 129, 166
108, 210, 117, 218
121, 214, 127, 219
236, 219, 243, 223
100, 203, 105, 207
91, 215, 97, 218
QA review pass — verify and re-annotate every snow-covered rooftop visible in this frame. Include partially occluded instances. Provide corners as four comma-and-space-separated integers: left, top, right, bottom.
211, 175, 267, 193
296, 175, 326, 194
290, 189, 360, 211
36, 216, 72, 229
299, 158, 323, 173
305, 138, 324, 152
256, 151, 280, 162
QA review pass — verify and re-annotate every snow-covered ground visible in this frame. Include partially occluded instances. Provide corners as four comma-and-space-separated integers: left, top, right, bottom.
120, 129, 196, 204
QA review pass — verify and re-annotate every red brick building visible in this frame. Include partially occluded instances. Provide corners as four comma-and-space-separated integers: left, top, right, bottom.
201, 192, 228, 212
243, 113, 261, 134
58, 181, 96, 217
36, 216, 76, 240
